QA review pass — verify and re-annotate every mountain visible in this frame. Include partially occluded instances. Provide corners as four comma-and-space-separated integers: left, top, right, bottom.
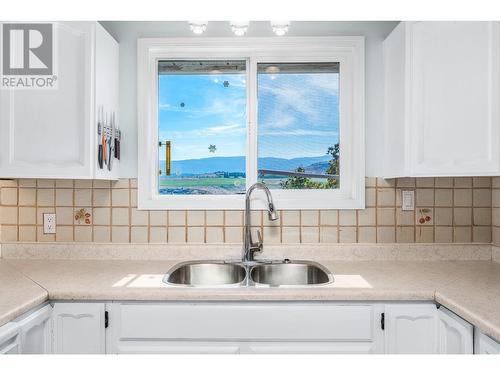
303, 161, 330, 174
159, 155, 331, 176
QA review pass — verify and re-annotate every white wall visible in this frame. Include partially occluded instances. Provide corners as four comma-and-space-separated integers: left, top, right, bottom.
100, 21, 398, 178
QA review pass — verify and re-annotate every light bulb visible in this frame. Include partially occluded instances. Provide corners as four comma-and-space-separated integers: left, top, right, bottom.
189, 21, 207, 35
271, 21, 290, 36
231, 21, 249, 36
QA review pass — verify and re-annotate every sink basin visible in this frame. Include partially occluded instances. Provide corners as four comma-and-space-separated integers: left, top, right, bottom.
250, 261, 333, 286
164, 261, 246, 287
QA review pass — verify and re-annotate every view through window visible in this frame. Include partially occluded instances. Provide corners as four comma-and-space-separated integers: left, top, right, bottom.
157, 60, 340, 195
257, 62, 340, 190
157, 60, 247, 195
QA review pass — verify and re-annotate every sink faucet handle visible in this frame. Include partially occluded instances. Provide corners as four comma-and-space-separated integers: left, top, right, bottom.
248, 229, 263, 260
257, 229, 263, 246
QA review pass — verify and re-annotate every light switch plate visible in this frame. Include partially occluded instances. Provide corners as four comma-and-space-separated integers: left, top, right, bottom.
401, 191, 415, 211
43, 213, 56, 234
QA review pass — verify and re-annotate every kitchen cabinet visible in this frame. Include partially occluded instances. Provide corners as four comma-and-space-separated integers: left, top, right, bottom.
105, 302, 385, 354
0, 21, 119, 180
14, 303, 53, 354
474, 328, 500, 354
382, 21, 500, 177
438, 306, 473, 354
52, 302, 105, 354
384, 303, 438, 353
1, 300, 495, 354
0, 323, 21, 354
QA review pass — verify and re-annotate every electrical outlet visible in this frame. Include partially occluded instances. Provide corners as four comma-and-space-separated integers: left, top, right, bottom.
401, 190, 414, 211
43, 213, 56, 234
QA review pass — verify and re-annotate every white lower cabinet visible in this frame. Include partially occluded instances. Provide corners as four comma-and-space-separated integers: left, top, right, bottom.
105, 302, 385, 354
0, 323, 21, 354
383, 304, 474, 354
14, 304, 53, 354
4, 301, 484, 354
438, 307, 473, 354
51, 302, 105, 354
242, 341, 376, 354
384, 303, 439, 354
474, 328, 500, 354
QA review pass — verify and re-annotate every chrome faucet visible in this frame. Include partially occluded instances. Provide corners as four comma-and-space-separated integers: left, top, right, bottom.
242, 182, 279, 263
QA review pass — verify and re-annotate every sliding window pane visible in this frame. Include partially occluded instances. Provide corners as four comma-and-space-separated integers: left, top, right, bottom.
257, 62, 340, 190
158, 60, 247, 195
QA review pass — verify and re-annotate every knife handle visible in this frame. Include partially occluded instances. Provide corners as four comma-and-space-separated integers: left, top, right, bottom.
115, 138, 120, 160
98, 145, 103, 169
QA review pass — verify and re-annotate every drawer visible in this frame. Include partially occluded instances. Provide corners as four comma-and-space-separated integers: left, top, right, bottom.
113, 302, 375, 341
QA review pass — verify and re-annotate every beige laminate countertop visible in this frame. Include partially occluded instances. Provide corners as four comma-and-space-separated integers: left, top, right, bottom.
0, 261, 48, 326
1, 258, 500, 342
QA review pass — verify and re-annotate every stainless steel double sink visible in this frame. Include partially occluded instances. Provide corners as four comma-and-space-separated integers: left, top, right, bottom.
163, 260, 334, 287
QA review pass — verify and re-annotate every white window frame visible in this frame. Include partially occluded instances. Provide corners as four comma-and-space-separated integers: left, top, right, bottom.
137, 37, 365, 210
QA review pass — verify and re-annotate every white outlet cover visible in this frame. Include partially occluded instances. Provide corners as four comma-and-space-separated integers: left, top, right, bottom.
43, 213, 56, 234
401, 191, 415, 211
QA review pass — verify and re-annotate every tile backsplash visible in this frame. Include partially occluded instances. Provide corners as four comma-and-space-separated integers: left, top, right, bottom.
493, 177, 500, 247
0, 177, 495, 244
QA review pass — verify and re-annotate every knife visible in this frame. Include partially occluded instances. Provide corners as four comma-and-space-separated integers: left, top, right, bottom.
108, 113, 115, 171
103, 112, 108, 165
97, 106, 104, 169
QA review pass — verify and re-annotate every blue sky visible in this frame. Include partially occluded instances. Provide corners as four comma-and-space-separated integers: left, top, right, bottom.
158, 70, 339, 163
158, 73, 247, 161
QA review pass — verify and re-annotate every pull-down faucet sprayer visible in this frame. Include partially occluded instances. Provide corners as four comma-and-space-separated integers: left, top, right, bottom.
242, 182, 279, 263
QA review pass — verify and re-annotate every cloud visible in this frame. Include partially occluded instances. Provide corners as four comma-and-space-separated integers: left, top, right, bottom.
159, 97, 246, 120
165, 123, 246, 139
259, 129, 338, 137
258, 73, 339, 123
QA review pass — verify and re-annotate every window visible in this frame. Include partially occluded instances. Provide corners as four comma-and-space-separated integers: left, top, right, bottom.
257, 62, 340, 190
158, 60, 247, 195
138, 37, 365, 209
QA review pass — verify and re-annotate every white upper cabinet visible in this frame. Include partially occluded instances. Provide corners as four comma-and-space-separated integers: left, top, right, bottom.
0, 22, 119, 179
383, 21, 500, 177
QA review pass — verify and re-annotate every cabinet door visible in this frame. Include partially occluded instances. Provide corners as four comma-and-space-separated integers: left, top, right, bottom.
94, 23, 120, 180
385, 303, 438, 354
52, 303, 105, 354
243, 341, 375, 354
16, 304, 53, 354
438, 307, 473, 354
474, 328, 500, 354
106, 302, 382, 354
0, 21, 94, 179
409, 21, 500, 176
0, 323, 21, 354
110, 341, 241, 354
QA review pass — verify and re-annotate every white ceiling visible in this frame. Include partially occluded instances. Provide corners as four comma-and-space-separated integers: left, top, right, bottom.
100, 21, 399, 40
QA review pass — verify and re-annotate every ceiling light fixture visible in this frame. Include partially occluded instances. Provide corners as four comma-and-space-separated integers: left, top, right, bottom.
189, 21, 207, 35
271, 21, 290, 36
231, 22, 249, 36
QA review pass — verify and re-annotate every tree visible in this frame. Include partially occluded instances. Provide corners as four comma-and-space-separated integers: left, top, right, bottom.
326, 143, 339, 176
280, 166, 310, 189
325, 142, 339, 187
280, 142, 339, 189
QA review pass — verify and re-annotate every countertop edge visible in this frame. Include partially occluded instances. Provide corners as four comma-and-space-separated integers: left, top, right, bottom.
0, 292, 48, 327
435, 291, 500, 342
